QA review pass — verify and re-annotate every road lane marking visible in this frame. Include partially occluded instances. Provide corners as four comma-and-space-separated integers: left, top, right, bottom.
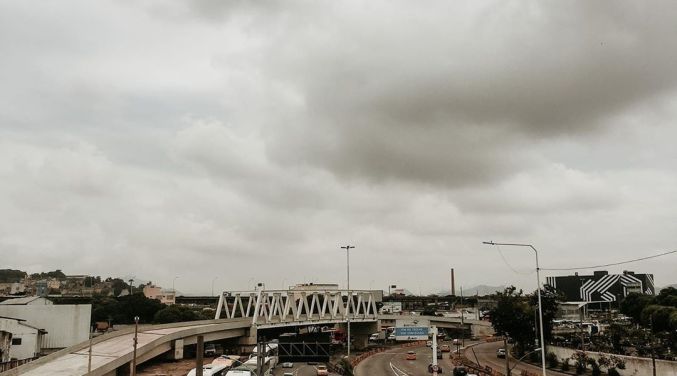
389, 361, 410, 376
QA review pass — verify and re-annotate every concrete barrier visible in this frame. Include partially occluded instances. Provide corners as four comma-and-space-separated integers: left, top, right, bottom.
547, 346, 677, 376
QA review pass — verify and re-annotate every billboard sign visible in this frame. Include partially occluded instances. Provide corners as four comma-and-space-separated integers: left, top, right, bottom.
394, 326, 429, 341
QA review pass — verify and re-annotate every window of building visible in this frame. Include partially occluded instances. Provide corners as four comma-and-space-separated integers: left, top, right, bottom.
11, 337, 22, 345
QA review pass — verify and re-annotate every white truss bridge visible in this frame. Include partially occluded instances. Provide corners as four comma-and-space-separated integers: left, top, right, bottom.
214, 289, 380, 327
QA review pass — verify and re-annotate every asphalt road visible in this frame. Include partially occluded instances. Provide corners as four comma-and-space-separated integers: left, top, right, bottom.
272, 362, 335, 376
355, 343, 462, 376
464, 341, 567, 376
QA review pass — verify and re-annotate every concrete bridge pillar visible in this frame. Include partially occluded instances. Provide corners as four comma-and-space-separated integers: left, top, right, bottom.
349, 322, 379, 351
167, 339, 184, 360
238, 325, 258, 354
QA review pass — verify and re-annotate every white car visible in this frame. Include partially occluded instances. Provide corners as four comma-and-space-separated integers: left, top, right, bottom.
388, 333, 396, 340
282, 362, 293, 368
188, 364, 228, 376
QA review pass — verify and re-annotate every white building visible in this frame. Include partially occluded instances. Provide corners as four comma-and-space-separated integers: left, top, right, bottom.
0, 316, 46, 360
0, 297, 90, 351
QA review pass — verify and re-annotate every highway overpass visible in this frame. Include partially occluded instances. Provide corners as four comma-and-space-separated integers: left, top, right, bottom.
5, 289, 494, 375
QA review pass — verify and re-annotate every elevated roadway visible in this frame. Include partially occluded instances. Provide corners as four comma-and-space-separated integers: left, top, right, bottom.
4, 318, 250, 376
5, 289, 493, 375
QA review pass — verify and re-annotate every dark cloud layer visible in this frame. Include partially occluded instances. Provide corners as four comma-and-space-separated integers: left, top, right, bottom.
1, 1, 676, 294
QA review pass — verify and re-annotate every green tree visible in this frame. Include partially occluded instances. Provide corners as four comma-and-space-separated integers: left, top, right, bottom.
489, 286, 535, 353
654, 287, 677, 307
529, 284, 563, 342
154, 305, 202, 323
0, 269, 26, 283
110, 278, 130, 296
620, 293, 654, 323
91, 293, 165, 325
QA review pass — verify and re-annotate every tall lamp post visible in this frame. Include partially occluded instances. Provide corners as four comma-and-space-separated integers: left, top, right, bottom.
131, 316, 139, 376
172, 276, 179, 293
211, 276, 218, 296
340, 245, 355, 358
483, 241, 547, 376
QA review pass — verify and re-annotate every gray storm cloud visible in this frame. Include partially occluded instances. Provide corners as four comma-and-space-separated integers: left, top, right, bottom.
1, 1, 676, 293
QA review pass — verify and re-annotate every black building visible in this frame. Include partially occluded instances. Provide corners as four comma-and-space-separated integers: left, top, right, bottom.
546, 270, 655, 304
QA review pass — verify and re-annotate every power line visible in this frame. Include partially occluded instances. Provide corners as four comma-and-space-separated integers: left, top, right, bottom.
495, 244, 534, 275
540, 250, 677, 271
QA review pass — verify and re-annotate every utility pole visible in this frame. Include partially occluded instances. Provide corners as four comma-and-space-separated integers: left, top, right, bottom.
504, 336, 510, 376
460, 286, 465, 347
87, 330, 93, 375
256, 337, 266, 376
340, 245, 354, 358
580, 309, 584, 351
196, 335, 204, 376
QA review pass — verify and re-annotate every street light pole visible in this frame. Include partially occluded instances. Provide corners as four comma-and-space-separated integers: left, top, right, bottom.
341, 245, 354, 358
211, 276, 218, 296
173, 276, 179, 293
131, 316, 139, 376
483, 241, 547, 376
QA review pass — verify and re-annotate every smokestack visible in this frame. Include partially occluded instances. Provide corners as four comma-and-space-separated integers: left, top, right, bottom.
451, 268, 456, 296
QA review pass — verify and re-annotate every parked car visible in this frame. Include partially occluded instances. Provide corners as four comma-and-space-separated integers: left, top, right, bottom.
426, 340, 433, 347
440, 344, 451, 352
316, 364, 329, 376
282, 362, 294, 368
205, 344, 217, 357
452, 338, 461, 345
388, 333, 396, 340
452, 366, 468, 376
406, 351, 417, 360
496, 348, 506, 358
369, 333, 379, 341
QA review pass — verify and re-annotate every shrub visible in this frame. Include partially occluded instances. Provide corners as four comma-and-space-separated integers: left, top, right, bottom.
587, 358, 601, 376
338, 358, 354, 376
546, 352, 559, 368
561, 358, 570, 372
571, 351, 588, 374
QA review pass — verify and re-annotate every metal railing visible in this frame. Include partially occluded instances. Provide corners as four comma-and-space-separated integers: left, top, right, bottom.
215, 289, 380, 325
0, 357, 37, 372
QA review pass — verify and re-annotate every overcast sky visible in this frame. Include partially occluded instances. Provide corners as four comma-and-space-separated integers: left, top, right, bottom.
2, 1, 676, 295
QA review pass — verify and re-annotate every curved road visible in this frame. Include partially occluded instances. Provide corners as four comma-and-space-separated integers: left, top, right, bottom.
355, 344, 459, 376
464, 341, 567, 376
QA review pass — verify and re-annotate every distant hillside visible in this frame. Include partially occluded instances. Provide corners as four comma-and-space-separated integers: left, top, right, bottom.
435, 284, 506, 297
0, 269, 26, 283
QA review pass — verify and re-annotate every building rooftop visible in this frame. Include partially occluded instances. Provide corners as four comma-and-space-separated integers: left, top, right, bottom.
0, 296, 52, 305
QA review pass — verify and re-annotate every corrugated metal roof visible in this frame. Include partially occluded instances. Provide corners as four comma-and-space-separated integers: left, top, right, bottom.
0, 296, 52, 305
